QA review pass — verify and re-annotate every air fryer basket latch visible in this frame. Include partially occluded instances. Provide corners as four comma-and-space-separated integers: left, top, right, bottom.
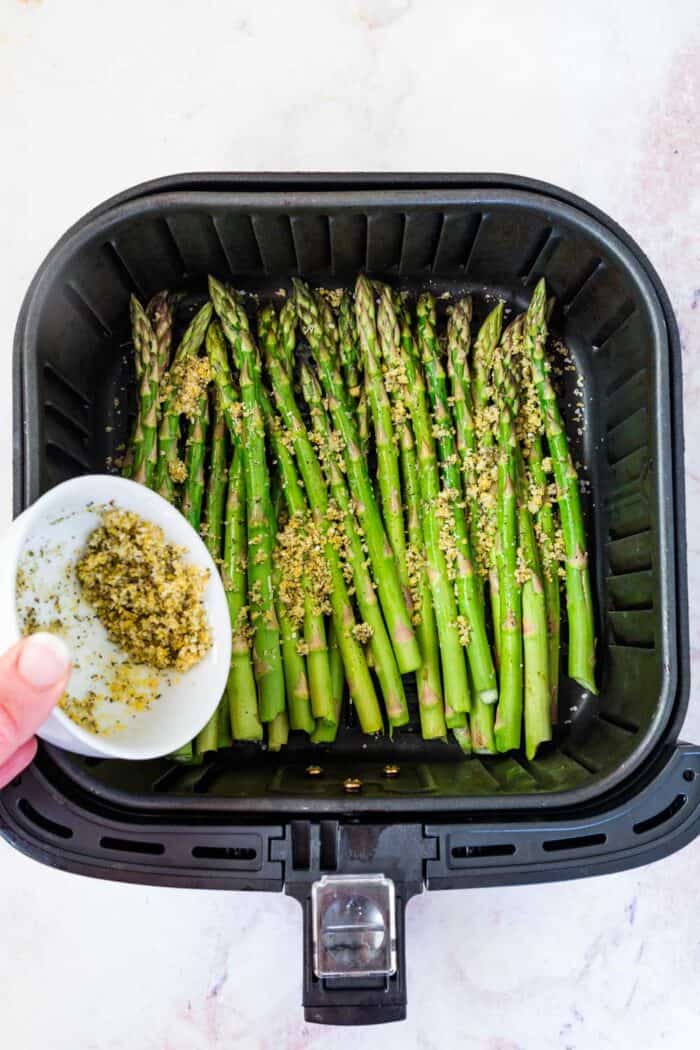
311, 873, 397, 980
281, 821, 432, 1025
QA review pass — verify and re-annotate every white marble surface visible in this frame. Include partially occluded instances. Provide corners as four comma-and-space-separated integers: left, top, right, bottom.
1, 1, 699, 1047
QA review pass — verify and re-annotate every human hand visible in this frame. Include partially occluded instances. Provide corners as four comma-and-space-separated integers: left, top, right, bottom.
0, 633, 71, 789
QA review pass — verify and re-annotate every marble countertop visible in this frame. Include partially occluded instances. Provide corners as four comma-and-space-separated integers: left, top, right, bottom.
1, 2, 698, 1047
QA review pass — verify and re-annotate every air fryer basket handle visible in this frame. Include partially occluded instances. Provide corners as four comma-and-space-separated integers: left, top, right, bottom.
281, 821, 429, 1025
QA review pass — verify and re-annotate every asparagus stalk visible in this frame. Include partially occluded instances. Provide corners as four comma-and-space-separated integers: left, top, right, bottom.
195, 393, 228, 755
524, 279, 596, 694
417, 294, 498, 706
293, 278, 421, 675
518, 498, 552, 758
271, 490, 314, 735
181, 391, 209, 530
529, 432, 561, 720
223, 449, 264, 742
129, 296, 160, 487
278, 299, 297, 371
337, 292, 362, 399
391, 301, 471, 721
354, 276, 411, 610
267, 710, 290, 751
377, 290, 446, 740
155, 302, 213, 501
258, 306, 337, 727
446, 297, 481, 567
302, 365, 409, 730
470, 303, 506, 658
266, 424, 335, 726
147, 291, 174, 379
208, 278, 285, 723
310, 622, 345, 744
453, 724, 473, 755
493, 396, 523, 753
257, 299, 384, 734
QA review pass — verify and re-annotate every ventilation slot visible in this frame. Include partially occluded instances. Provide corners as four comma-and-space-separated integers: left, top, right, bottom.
462, 212, 485, 274
251, 214, 298, 274
451, 843, 516, 859
605, 365, 647, 400
542, 832, 606, 852
63, 283, 113, 338
45, 441, 91, 483
191, 845, 257, 861
606, 530, 652, 574
609, 610, 655, 649
329, 213, 367, 275
45, 401, 89, 440
399, 211, 443, 274
366, 212, 404, 273
561, 258, 603, 312
159, 218, 188, 276
17, 799, 73, 839
290, 215, 331, 274
633, 794, 687, 835
99, 836, 165, 855
519, 226, 555, 281
598, 711, 639, 734
211, 214, 264, 275
592, 300, 636, 350
431, 211, 483, 274
607, 570, 653, 611
102, 240, 145, 297
43, 362, 92, 414
606, 408, 648, 466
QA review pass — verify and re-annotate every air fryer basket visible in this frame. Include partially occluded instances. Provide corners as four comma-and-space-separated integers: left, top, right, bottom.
3, 174, 692, 1024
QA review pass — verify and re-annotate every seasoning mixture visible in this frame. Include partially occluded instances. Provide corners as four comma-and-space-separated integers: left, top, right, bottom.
76, 508, 211, 673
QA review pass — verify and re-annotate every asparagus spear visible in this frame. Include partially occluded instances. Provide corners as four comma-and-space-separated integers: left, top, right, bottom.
293, 278, 421, 675
493, 396, 523, 752
529, 432, 561, 720
377, 290, 446, 740
337, 292, 362, 399
224, 448, 264, 742
181, 391, 209, 530
271, 485, 314, 736
129, 296, 160, 487
266, 418, 335, 727
518, 497, 552, 759
310, 621, 345, 744
257, 298, 384, 734
524, 279, 596, 694
155, 302, 213, 501
417, 294, 498, 708
147, 291, 174, 379
267, 710, 290, 751
208, 278, 285, 723
354, 277, 411, 610
302, 364, 410, 730
446, 297, 481, 564
391, 301, 471, 722
195, 392, 229, 755
278, 299, 297, 371
258, 305, 338, 728
470, 303, 506, 659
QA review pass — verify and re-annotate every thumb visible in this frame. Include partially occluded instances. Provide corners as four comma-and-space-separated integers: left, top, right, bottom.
0, 633, 72, 770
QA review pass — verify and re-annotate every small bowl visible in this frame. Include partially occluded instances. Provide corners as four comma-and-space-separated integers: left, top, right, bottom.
0, 475, 232, 760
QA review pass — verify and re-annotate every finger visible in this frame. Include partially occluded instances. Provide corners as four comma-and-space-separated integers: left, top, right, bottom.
0, 736, 37, 790
0, 633, 71, 766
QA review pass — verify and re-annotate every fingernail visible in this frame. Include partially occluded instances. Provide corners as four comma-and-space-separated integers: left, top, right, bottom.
18, 633, 71, 690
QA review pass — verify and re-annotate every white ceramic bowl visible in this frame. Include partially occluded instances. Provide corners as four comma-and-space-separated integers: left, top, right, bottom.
1, 475, 232, 759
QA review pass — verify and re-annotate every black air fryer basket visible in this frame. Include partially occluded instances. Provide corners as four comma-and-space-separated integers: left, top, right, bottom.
3, 174, 695, 1025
